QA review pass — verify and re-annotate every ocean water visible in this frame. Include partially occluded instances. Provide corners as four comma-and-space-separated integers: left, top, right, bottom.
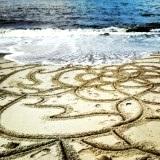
0, 0, 160, 64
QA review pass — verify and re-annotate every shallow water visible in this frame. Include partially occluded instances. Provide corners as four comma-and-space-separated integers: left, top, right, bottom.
0, 28, 160, 65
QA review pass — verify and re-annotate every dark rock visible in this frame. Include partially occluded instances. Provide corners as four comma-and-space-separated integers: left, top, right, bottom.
100, 33, 110, 36
126, 26, 151, 32
126, 23, 160, 32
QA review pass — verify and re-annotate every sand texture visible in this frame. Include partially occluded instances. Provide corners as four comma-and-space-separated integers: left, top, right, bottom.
0, 54, 160, 160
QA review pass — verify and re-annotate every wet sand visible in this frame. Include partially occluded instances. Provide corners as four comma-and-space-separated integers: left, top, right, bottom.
0, 54, 160, 160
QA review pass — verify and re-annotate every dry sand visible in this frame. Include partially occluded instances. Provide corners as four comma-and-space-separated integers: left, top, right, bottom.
0, 54, 160, 160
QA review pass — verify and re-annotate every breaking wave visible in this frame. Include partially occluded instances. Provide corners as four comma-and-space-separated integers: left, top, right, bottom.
0, 27, 160, 65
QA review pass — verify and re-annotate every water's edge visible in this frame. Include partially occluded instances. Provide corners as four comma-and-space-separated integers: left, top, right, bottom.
0, 27, 160, 65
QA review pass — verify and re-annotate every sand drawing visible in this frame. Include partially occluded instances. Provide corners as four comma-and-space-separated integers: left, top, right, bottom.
0, 54, 160, 159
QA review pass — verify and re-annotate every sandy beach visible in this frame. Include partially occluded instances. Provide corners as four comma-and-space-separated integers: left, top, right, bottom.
0, 54, 160, 160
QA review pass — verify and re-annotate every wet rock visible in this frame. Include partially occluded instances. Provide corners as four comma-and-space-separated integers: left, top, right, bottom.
126, 23, 160, 32
126, 26, 151, 32
100, 33, 110, 36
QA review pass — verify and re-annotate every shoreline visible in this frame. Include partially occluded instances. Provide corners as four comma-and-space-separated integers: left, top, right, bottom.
1, 51, 160, 66
1, 28, 160, 66
0, 54, 160, 160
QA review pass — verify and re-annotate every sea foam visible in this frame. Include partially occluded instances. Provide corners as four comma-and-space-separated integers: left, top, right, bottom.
0, 27, 160, 65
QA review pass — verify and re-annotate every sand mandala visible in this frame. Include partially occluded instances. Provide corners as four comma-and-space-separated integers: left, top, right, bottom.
0, 54, 160, 160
